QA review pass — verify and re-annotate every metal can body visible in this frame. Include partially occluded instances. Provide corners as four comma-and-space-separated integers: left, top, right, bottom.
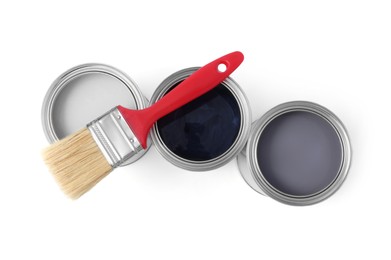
41, 63, 150, 166
237, 101, 352, 205
150, 67, 251, 171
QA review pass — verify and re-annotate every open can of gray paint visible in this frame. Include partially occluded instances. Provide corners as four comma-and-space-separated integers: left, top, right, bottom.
237, 101, 352, 205
150, 67, 252, 171
41, 63, 150, 165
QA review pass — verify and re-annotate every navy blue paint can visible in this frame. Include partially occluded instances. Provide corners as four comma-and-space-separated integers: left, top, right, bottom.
151, 67, 251, 171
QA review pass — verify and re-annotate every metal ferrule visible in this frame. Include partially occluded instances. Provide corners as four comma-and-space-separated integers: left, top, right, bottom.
87, 107, 143, 168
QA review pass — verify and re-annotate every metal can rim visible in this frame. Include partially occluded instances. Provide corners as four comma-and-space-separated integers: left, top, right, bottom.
245, 101, 352, 206
150, 67, 252, 171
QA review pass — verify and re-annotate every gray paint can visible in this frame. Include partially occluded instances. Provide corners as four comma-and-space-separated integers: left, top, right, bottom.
150, 67, 252, 171
41, 63, 150, 165
237, 101, 352, 205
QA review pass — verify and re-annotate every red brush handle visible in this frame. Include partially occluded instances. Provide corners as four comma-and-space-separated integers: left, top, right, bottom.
118, 51, 244, 149
145, 51, 244, 121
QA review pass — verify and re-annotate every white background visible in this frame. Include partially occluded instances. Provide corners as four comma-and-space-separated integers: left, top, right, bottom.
1, 1, 390, 259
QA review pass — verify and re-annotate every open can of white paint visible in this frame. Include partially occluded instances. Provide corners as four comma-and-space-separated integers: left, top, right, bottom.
41, 63, 151, 165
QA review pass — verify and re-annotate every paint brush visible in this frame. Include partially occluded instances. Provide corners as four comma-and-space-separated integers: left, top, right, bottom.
42, 51, 244, 199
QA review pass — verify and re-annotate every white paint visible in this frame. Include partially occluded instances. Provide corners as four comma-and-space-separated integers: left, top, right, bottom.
51, 72, 138, 139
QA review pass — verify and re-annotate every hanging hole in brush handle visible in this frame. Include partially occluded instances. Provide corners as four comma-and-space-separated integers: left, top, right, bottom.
146, 51, 244, 122
218, 63, 227, 73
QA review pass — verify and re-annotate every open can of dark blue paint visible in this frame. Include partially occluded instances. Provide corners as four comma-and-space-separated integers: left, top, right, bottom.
237, 101, 352, 205
150, 67, 252, 171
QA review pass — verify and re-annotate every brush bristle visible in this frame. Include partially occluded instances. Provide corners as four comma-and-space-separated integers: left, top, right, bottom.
42, 128, 112, 199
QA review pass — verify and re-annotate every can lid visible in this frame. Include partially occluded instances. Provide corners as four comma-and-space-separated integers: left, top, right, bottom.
41, 63, 150, 166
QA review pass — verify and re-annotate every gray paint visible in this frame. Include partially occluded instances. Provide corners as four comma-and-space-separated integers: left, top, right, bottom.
256, 111, 342, 196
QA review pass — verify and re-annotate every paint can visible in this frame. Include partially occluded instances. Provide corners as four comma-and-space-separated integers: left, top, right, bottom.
237, 101, 352, 205
150, 67, 252, 171
41, 63, 150, 165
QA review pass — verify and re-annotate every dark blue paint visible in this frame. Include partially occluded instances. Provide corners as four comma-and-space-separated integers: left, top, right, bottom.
157, 83, 241, 161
